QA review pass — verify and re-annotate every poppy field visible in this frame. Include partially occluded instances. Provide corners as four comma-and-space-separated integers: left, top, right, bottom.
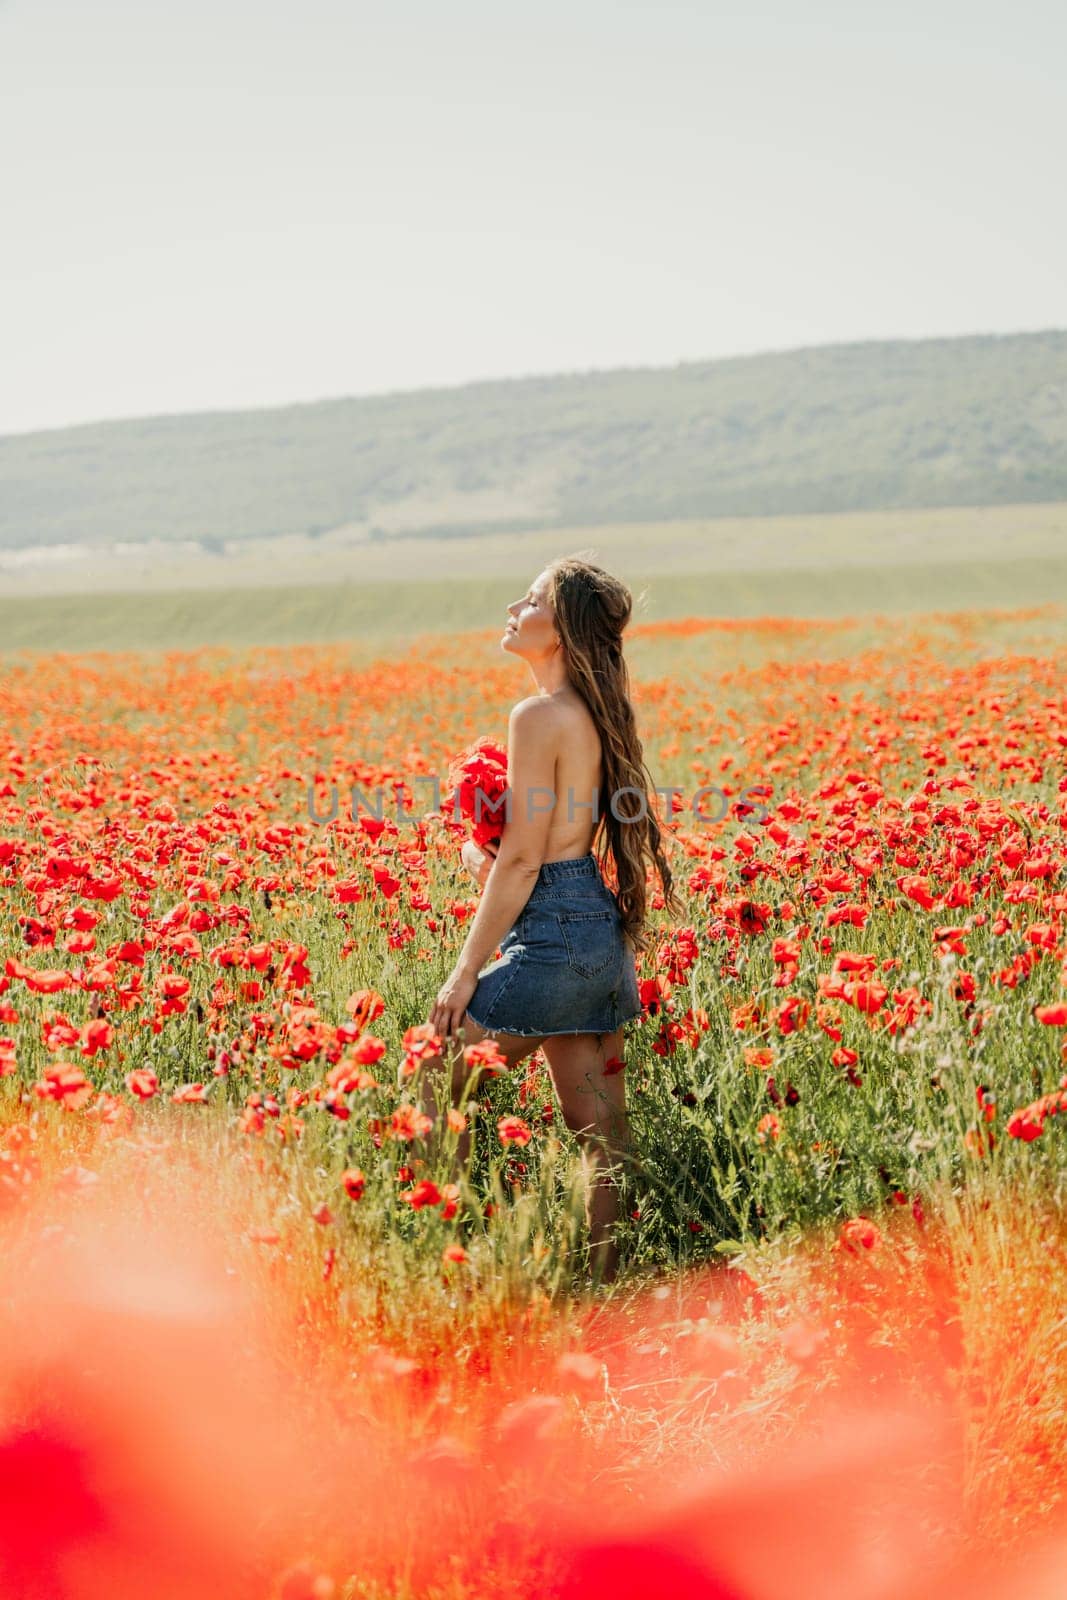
4, 600, 1067, 1598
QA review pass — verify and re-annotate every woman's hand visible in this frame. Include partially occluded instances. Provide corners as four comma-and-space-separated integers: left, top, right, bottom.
461, 837, 499, 888
429, 965, 480, 1044
460, 839, 481, 884
478, 838, 499, 885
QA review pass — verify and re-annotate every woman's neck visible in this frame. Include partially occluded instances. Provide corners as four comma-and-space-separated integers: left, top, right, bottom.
529, 655, 570, 697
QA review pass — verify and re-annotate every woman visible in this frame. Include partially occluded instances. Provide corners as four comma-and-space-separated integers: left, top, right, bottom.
416, 555, 679, 1285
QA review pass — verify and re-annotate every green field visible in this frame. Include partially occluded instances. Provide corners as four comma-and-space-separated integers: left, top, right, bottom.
4, 499, 1067, 654
5, 557, 1067, 656
5, 497, 1067, 600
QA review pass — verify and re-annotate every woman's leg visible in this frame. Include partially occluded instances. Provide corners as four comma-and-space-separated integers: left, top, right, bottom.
539, 1027, 630, 1285
406, 1014, 545, 1172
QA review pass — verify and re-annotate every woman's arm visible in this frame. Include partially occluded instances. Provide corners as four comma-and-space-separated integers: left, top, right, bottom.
452, 699, 558, 981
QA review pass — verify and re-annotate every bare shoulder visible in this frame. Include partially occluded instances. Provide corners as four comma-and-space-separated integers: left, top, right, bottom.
511, 693, 589, 727
507, 698, 571, 773
509, 695, 566, 734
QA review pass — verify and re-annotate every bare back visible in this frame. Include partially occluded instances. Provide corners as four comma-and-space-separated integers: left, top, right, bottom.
529, 689, 604, 863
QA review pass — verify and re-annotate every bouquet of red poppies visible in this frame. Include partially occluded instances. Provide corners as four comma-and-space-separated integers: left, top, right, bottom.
443, 737, 509, 850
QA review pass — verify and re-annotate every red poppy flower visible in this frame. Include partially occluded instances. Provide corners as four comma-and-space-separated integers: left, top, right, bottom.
443, 737, 509, 849
171, 1083, 209, 1104
78, 1019, 113, 1057
341, 1167, 366, 1200
34, 1063, 93, 1110
400, 1179, 442, 1210
390, 1104, 433, 1142
837, 1216, 881, 1253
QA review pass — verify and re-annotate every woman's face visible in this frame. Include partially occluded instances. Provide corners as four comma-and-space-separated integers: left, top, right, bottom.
502, 571, 558, 659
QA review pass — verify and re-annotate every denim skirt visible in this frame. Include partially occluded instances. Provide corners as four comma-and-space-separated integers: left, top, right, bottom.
466, 853, 643, 1040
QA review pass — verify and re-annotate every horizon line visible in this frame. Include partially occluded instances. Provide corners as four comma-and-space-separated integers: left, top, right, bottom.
2, 322, 1063, 447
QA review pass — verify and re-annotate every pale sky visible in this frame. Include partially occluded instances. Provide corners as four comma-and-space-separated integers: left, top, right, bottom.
1, 0, 1064, 437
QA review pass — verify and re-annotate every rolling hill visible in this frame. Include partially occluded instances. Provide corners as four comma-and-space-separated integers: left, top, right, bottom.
1, 330, 1065, 552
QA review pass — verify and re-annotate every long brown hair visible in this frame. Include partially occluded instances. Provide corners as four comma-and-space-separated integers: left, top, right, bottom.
545, 555, 681, 956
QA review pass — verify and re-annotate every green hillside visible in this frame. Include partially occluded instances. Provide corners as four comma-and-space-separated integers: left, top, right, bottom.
2, 330, 1065, 551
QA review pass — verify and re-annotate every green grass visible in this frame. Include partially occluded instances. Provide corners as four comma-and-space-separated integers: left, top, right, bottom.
5, 552, 1067, 654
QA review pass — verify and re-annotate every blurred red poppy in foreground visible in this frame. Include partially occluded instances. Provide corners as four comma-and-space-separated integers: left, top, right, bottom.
0, 1130, 1064, 1600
